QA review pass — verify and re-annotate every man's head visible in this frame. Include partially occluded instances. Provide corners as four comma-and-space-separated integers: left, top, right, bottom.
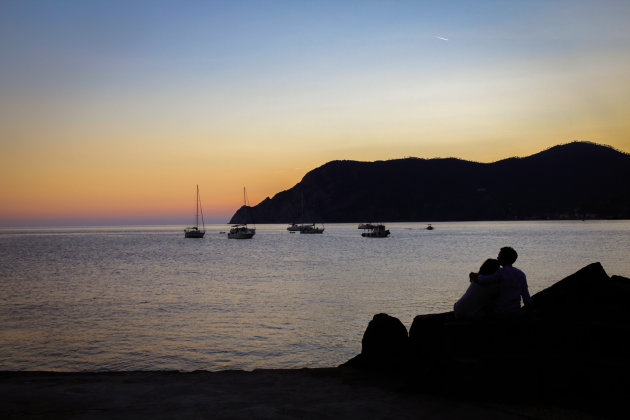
498, 247, 518, 266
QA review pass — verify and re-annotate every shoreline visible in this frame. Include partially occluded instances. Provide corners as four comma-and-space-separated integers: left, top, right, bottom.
3, 265, 628, 419
1, 368, 601, 419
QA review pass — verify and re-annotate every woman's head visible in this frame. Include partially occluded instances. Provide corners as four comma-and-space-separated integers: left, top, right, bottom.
479, 258, 500, 275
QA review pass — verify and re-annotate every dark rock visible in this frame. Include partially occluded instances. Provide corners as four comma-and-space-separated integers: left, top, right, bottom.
531, 263, 630, 323
341, 313, 408, 370
529, 262, 610, 320
343, 263, 630, 408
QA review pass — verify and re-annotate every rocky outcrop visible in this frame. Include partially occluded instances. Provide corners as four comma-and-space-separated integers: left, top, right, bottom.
231, 142, 630, 223
343, 313, 409, 370
527, 262, 630, 322
342, 263, 630, 407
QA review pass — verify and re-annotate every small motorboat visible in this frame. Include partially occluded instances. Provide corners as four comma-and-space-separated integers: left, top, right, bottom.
227, 224, 256, 239
300, 223, 325, 234
361, 224, 390, 238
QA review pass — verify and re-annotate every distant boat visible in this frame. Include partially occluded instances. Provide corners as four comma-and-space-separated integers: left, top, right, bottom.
184, 185, 205, 238
361, 224, 390, 238
288, 223, 319, 232
300, 223, 325, 234
289, 190, 323, 233
358, 223, 376, 229
287, 223, 309, 232
426, 224, 434, 230
228, 187, 256, 239
228, 224, 256, 239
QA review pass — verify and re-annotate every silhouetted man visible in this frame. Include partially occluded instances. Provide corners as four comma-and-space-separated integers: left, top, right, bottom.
469, 247, 532, 317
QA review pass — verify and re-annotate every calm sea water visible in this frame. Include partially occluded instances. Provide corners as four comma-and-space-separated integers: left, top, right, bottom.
1, 221, 629, 372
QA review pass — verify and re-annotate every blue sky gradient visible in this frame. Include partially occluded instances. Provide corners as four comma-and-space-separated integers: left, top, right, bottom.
1, 1, 629, 225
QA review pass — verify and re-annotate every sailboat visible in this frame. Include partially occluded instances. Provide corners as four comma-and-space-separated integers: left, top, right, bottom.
184, 185, 205, 238
287, 191, 308, 232
288, 190, 324, 233
228, 187, 256, 239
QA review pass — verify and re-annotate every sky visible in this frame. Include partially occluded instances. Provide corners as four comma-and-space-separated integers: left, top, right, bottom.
1, 0, 629, 226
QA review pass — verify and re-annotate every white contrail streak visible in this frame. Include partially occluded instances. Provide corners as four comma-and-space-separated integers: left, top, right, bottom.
434, 35, 449, 41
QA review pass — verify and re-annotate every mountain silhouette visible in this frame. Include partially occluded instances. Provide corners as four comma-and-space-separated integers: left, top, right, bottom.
229, 141, 630, 223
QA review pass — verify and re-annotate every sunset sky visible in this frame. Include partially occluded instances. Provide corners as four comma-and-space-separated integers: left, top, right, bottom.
1, 0, 629, 226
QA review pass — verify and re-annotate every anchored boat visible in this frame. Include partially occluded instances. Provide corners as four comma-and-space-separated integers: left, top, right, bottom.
361, 224, 390, 238
184, 185, 205, 238
299, 223, 325, 234
227, 224, 256, 239
228, 187, 256, 239
287, 223, 309, 232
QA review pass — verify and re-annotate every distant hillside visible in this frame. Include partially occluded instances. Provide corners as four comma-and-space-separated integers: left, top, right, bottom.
230, 142, 630, 223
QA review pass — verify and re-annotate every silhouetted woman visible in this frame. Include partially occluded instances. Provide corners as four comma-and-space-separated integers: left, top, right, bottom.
454, 258, 501, 319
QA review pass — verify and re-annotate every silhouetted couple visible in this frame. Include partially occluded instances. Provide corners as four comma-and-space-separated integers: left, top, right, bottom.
454, 247, 532, 319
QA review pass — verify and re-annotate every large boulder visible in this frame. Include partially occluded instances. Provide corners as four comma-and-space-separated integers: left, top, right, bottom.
529, 262, 630, 322
343, 263, 630, 404
341, 313, 408, 370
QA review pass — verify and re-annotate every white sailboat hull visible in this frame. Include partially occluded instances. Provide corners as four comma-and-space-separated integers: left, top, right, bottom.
228, 225, 256, 239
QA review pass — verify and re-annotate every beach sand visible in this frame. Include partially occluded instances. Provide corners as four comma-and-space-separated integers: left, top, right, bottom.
1, 368, 599, 419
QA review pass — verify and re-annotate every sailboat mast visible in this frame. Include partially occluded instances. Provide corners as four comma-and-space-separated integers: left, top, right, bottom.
195, 184, 199, 227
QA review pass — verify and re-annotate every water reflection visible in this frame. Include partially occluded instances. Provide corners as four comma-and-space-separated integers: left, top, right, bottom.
0, 221, 628, 371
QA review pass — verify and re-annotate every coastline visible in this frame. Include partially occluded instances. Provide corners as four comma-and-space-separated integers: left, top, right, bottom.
4, 264, 626, 419
3, 265, 628, 420
0, 368, 599, 419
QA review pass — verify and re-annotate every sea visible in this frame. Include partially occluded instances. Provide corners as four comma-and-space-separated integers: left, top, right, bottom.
1, 221, 629, 372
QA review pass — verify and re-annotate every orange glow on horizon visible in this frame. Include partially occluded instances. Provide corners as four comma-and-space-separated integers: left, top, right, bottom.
2, 1, 630, 226
2, 138, 629, 226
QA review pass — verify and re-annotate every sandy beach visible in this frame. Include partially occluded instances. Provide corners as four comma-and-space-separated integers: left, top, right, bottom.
1, 368, 602, 419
